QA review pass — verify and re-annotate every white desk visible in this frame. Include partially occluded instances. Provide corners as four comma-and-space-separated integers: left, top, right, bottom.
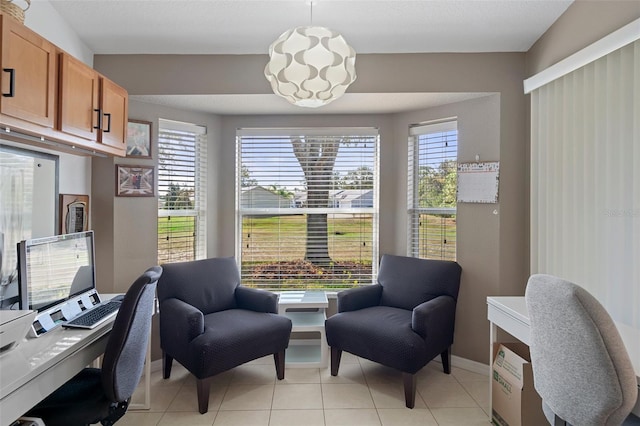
0, 295, 152, 425
487, 296, 640, 417
0, 316, 112, 425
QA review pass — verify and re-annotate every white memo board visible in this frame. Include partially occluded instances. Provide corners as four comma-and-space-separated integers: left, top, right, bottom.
457, 162, 499, 203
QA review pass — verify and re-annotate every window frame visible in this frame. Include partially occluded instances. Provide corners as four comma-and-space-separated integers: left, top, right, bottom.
407, 119, 458, 261
236, 128, 380, 291
157, 118, 207, 264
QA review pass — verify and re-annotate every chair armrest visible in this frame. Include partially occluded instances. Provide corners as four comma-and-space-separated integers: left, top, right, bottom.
160, 298, 204, 342
411, 295, 456, 341
337, 284, 382, 312
235, 286, 279, 313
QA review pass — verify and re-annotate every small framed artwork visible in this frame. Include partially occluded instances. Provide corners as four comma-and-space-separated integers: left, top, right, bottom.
126, 119, 152, 158
116, 165, 155, 197
60, 194, 90, 234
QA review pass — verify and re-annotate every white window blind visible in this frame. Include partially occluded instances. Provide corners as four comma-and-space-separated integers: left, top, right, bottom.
531, 39, 639, 329
157, 119, 207, 264
407, 120, 457, 261
236, 128, 379, 290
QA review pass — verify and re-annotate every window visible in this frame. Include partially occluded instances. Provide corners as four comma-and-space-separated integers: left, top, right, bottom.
157, 119, 207, 264
236, 128, 379, 290
407, 120, 457, 260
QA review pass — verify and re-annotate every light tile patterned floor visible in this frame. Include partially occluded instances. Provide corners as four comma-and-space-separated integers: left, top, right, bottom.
121, 352, 490, 426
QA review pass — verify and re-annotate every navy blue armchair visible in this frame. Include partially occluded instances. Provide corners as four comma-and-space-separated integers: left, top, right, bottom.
157, 257, 292, 414
325, 254, 462, 408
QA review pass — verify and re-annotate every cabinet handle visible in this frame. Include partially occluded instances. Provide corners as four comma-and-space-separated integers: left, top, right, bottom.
103, 113, 111, 133
2, 68, 15, 97
93, 109, 102, 130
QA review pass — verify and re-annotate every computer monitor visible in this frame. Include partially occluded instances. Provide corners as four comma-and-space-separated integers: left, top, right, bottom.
17, 231, 96, 312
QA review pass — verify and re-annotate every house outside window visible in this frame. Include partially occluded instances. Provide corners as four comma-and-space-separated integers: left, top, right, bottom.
236, 128, 379, 290
157, 119, 207, 264
407, 120, 458, 261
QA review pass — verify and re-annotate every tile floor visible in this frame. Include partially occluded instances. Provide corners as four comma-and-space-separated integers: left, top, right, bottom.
121, 352, 490, 426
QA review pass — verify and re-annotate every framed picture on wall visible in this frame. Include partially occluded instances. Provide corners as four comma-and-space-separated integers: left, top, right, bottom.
59, 194, 89, 234
116, 165, 155, 197
126, 120, 152, 158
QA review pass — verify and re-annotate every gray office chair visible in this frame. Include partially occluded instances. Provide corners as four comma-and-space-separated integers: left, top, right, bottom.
26, 266, 162, 426
525, 274, 638, 426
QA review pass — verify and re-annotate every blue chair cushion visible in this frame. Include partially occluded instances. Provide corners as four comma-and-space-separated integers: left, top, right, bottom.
378, 254, 461, 310
158, 257, 239, 314
325, 305, 427, 374
187, 309, 292, 378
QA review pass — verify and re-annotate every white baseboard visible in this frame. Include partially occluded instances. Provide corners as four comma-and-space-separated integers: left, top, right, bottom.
150, 358, 162, 373
148, 354, 490, 376
432, 354, 490, 376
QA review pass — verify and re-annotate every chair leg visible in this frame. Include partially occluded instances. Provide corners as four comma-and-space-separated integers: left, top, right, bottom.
440, 346, 452, 374
162, 351, 173, 379
553, 415, 567, 426
274, 350, 285, 380
402, 372, 417, 409
196, 377, 213, 414
330, 347, 342, 376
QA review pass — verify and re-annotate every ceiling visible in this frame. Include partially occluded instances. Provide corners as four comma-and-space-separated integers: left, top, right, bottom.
45, 0, 574, 115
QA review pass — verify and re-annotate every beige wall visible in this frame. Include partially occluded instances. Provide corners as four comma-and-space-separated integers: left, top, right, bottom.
95, 52, 527, 365
526, 0, 640, 76
394, 94, 501, 362
5, 0, 633, 367
91, 101, 221, 360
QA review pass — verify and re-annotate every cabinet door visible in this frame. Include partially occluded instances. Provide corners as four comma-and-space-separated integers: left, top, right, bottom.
99, 78, 127, 151
0, 15, 56, 128
59, 53, 100, 141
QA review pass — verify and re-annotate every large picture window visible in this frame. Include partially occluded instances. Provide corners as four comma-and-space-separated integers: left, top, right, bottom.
237, 128, 379, 290
407, 120, 457, 261
157, 119, 207, 264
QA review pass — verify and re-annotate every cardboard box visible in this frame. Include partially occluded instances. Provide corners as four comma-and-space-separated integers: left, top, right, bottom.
492, 342, 547, 426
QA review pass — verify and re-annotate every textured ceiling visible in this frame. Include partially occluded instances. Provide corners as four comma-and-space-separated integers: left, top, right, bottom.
43, 0, 573, 114
47, 0, 573, 54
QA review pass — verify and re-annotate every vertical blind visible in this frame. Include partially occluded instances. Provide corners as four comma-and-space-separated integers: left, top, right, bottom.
236, 128, 379, 290
407, 120, 458, 261
157, 119, 207, 264
530, 40, 639, 329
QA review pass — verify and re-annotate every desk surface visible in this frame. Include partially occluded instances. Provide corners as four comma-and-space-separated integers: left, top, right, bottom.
487, 296, 640, 379
0, 298, 117, 425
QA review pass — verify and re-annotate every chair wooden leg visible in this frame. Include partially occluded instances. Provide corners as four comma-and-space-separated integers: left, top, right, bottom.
330, 347, 342, 376
274, 350, 285, 380
402, 372, 417, 409
440, 346, 451, 374
162, 351, 173, 379
196, 377, 213, 414
553, 415, 567, 426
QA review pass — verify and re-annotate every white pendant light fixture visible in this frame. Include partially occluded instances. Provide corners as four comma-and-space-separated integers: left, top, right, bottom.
264, 1, 356, 108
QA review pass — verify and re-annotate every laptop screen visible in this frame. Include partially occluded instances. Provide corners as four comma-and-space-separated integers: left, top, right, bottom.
18, 231, 96, 312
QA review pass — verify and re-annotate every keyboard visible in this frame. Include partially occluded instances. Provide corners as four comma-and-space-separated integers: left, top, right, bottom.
63, 301, 121, 329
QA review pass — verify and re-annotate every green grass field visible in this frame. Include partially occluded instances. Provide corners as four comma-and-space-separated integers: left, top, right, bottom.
241, 214, 373, 261
158, 213, 456, 288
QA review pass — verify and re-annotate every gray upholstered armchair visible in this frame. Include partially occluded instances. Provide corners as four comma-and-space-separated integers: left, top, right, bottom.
325, 254, 462, 408
525, 274, 638, 426
157, 257, 292, 414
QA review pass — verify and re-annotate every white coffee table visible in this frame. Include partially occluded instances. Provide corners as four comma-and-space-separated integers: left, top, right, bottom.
278, 291, 329, 368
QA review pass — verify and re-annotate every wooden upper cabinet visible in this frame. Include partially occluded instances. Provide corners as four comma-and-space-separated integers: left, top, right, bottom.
0, 14, 56, 129
59, 53, 100, 141
59, 54, 128, 155
0, 15, 128, 156
99, 78, 127, 151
